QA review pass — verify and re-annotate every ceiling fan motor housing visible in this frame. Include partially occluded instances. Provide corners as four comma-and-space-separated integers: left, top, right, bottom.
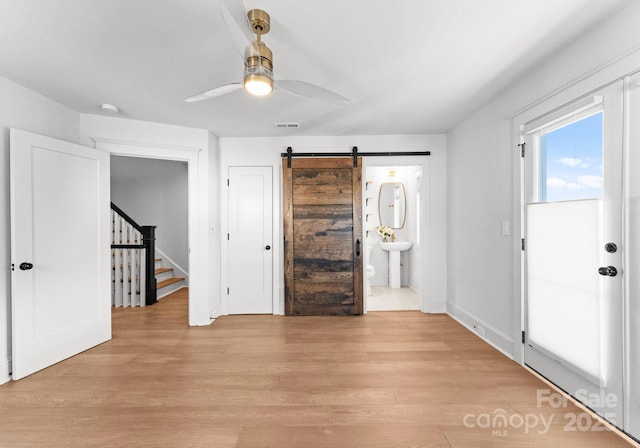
245, 40, 273, 71
245, 9, 273, 72
244, 9, 273, 94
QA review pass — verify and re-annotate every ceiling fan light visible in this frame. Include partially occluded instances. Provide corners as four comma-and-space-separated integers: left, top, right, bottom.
244, 73, 273, 96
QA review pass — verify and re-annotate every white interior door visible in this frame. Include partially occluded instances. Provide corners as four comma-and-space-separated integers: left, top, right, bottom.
228, 166, 273, 314
523, 82, 624, 425
10, 129, 111, 380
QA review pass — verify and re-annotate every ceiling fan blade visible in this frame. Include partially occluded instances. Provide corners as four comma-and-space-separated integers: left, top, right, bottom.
219, 0, 253, 58
184, 82, 243, 102
277, 80, 349, 105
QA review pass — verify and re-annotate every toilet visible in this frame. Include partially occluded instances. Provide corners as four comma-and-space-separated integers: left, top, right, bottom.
365, 243, 375, 296
366, 264, 376, 296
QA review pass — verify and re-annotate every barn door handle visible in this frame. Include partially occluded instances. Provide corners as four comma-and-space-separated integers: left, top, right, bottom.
19, 262, 34, 271
356, 239, 361, 257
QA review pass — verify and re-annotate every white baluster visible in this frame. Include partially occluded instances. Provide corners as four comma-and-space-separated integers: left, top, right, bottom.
131, 248, 138, 307
124, 223, 131, 308
111, 249, 116, 306
111, 209, 149, 308
136, 248, 143, 307
140, 249, 146, 307
124, 247, 131, 307
111, 211, 117, 306
114, 248, 123, 307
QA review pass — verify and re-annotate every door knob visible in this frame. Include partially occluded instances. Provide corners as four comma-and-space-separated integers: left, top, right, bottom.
598, 266, 618, 277
19, 262, 34, 271
265, 245, 271, 250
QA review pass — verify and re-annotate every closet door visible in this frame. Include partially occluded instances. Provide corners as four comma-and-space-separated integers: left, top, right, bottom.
283, 157, 363, 315
228, 166, 273, 314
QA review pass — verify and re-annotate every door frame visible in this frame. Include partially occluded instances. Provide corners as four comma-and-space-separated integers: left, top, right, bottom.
512, 61, 640, 438
362, 156, 431, 313
521, 81, 624, 423
92, 138, 211, 326
222, 165, 279, 315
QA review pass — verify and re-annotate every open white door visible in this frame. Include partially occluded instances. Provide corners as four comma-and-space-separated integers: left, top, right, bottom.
10, 129, 111, 380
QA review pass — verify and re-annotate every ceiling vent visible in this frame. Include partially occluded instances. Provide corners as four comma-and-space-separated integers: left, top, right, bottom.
274, 122, 300, 129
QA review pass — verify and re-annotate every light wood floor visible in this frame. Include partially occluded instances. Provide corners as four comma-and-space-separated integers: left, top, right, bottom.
0, 289, 637, 448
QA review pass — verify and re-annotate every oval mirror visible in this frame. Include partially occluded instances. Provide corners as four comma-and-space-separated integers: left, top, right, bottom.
378, 182, 406, 229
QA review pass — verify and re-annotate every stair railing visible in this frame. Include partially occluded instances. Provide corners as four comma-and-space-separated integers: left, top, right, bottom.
110, 202, 157, 307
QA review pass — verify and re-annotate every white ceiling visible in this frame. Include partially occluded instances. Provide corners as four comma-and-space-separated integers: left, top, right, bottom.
0, 0, 632, 137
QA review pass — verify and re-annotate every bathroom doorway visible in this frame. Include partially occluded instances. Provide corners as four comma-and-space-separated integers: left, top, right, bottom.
364, 164, 423, 311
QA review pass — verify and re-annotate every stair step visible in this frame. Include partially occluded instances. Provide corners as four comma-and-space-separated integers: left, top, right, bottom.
157, 277, 185, 289
155, 267, 173, 275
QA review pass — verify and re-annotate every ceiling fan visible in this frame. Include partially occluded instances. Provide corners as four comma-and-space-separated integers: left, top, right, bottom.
184, 0, 348, 104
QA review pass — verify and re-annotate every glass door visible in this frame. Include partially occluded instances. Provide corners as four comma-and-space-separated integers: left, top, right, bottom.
523, 81, 624, 426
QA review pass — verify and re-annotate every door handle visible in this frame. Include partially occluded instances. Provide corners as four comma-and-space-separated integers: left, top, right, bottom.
356, 239, 361, 257
598, 266, 618, 277
265, 245, 271, 251
19, 262, 34, 271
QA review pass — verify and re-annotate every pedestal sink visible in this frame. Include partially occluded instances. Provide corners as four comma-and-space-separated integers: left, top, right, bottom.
379, 241, 413, 288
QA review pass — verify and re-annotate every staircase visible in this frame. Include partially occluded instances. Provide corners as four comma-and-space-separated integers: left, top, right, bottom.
155, 256, 186, 299
111, 203, 156, 307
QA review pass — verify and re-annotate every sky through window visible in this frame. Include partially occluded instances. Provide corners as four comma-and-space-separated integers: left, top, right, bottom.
539, 112, 603, 202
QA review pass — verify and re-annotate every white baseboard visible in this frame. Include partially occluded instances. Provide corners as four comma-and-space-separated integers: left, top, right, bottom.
0, 357, 11, 385
447, 302, 514, 359
429, 301, 447, 314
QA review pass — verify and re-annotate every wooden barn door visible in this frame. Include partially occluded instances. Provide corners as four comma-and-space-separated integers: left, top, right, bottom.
283, 157, 363, 315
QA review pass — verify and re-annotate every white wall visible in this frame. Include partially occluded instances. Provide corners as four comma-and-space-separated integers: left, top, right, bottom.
0, 76, 83, 384
111, 156, 189, 271
447, 1, 640, 359
219, 134, 446, 315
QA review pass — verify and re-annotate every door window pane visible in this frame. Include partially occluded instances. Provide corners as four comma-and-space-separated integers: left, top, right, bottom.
538, 112, 603, 202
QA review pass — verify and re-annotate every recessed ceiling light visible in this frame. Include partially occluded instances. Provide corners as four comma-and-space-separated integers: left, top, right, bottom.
101, 103, 120, 114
